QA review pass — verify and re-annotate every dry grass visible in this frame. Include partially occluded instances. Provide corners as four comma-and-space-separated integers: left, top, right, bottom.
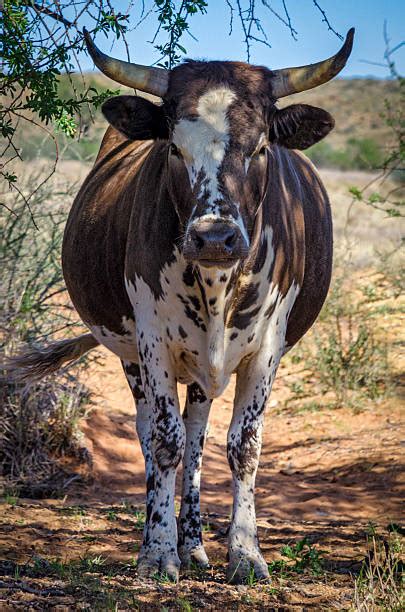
281, 78, 401, 150
352, 530, 404, 611
0, 377, 91, 498
282, 262, 401, 413
1, 171, 93, 498
321, 168, 404, 269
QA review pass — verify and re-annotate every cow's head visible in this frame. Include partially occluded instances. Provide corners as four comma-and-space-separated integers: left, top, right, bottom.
84, 28, 354, 269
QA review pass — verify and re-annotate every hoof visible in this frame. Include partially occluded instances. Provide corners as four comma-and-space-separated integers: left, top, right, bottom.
226, 552, 270, 584
137, 553, 180, 583
178, 544, 210, 569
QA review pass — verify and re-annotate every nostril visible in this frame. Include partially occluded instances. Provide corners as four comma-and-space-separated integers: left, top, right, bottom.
225, 232, 236, 249
194, 234, 204, 250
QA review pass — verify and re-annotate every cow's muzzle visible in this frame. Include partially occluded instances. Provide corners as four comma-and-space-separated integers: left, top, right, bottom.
183, 220, 248, 268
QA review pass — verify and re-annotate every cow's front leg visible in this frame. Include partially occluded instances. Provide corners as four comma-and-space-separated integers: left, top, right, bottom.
178, 383, 212, 568
226, 352, 281, 584
135, 339, 186, 582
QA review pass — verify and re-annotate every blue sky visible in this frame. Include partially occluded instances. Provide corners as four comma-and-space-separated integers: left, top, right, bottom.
80, 1, 405, 78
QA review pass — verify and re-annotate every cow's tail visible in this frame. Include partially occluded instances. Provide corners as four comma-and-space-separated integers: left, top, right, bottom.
3, 333, 100, 382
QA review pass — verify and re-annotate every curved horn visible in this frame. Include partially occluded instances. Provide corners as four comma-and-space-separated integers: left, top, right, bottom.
270, 28, 355, 98
83, 28, 169, 98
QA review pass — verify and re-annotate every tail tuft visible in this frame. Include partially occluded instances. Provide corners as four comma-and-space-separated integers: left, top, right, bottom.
3, 333, 100, 382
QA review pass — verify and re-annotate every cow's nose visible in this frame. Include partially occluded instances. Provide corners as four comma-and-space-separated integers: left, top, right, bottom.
191, 223, 237, 253
184, 220, 248, 267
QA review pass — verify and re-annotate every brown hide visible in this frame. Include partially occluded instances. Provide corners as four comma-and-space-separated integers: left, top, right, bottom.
62, 127, 153, 334
284, 153, 332, 347
62, 128, 331, 349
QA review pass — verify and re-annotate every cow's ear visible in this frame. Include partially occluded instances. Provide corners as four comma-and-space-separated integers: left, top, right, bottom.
269, 104, 334, 150
102, 95, 169, 140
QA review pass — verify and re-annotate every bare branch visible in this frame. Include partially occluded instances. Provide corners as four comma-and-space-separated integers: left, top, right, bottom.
30, 2, 74, 27
226, 0, 235, 36
312, 1, 343, 40
261, 0, 298, 40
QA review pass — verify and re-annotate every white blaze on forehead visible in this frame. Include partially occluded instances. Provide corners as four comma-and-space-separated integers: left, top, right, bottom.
173, 87, 236, 201
197, 87, 236, 132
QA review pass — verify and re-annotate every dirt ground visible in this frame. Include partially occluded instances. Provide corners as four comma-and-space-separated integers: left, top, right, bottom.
1, 345, 404, 610
1, 164, 404, 609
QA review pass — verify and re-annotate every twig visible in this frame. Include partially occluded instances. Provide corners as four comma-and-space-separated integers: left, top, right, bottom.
226, 0, 235, 36
0, 580, 66, 597
29, 2, 73, 28
261, 0, 297, 40
0, 201, 19, 216
312, 1, 342, 39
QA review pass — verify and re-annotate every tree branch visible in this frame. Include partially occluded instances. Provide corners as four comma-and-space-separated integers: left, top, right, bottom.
312, 0, 342, 39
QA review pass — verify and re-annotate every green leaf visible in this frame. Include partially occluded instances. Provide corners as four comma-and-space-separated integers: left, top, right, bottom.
349, 186, 363, 200
368, 192, 383, 203
386, 208, 401, 217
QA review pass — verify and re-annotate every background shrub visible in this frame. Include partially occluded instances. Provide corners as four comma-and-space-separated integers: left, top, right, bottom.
283, 268, 394, 411
307, 137, 384, 171
0, 173, 93, 497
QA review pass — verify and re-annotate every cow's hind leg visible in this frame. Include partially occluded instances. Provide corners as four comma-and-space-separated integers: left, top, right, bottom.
178, 383, 212, 568
122, 361, 154, 538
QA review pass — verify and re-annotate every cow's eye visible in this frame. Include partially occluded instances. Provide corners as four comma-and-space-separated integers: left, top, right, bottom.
170, 143, 182, 158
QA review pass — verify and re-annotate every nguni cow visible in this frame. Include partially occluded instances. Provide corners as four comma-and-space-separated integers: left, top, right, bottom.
11, 27, 354, 583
